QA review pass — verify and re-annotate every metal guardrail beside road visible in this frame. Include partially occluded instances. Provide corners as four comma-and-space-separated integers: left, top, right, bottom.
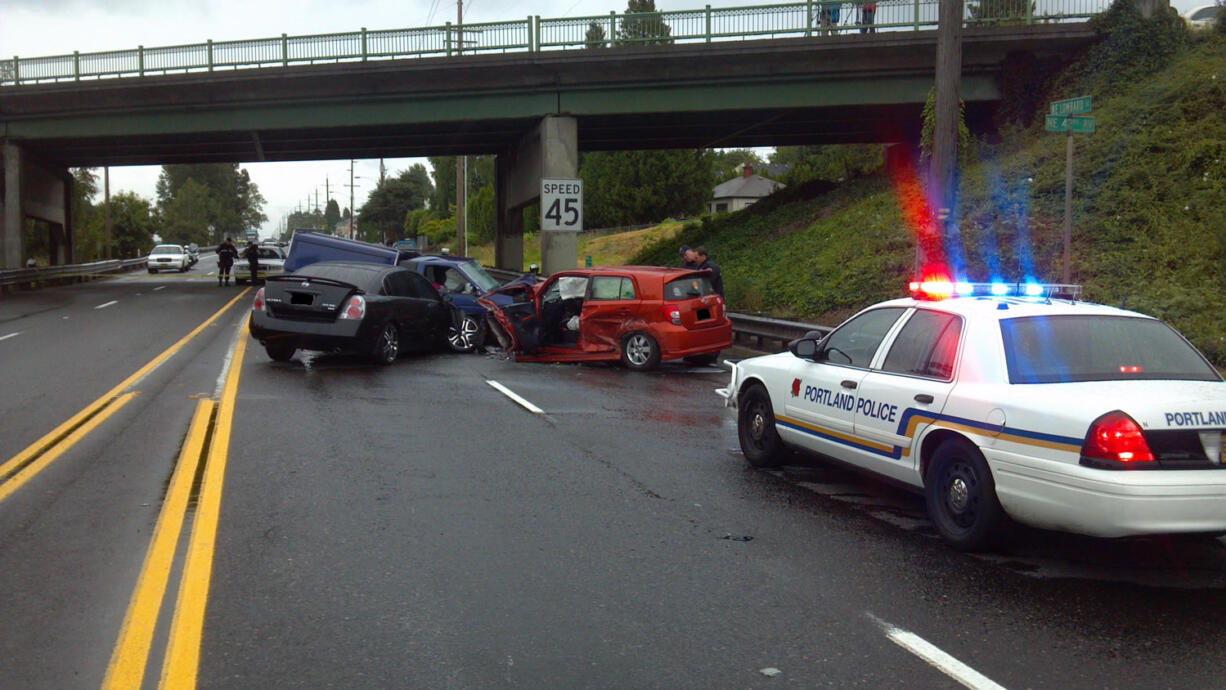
0, 258, 147, 290
0, 0, 1108, 86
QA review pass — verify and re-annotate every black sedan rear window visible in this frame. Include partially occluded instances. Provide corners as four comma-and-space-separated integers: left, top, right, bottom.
1000, 315, 1221, 383
664, 275, 715, 300
291, 264, 384, 293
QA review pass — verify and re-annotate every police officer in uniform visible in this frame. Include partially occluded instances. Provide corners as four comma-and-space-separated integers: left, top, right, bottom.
216, 237, 238, 286
241, 240, 260, 284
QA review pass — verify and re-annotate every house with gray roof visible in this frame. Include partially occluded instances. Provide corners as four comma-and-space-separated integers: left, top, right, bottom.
709, 164, 785, 214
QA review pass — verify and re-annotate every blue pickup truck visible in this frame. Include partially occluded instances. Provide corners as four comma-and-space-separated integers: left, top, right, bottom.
283, 232, 515, 350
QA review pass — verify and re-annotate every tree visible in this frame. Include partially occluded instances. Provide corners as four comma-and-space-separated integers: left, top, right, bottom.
770, 145, 885, 184
110, 192, 158, 258
358, 163, 434, 243
70, 168, 105, 261
579, 149, 712, 228
160, 179, 213, 246
324, 199, 341, 233
586, 22, 608, 48
620, 0, 673, 45
429, 156, 457, 214
155, 163, 267, 242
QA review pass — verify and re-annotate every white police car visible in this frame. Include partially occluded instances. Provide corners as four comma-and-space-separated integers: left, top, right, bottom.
718, 281, 1226, 550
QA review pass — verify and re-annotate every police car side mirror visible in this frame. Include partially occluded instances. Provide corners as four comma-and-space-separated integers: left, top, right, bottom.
788, 338, 820, 360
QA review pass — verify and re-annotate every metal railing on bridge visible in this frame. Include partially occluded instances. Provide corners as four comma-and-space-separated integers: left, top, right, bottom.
0, 0, 1108, 86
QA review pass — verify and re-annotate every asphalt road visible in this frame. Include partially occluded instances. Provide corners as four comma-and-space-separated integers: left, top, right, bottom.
1, 267, 1225, 689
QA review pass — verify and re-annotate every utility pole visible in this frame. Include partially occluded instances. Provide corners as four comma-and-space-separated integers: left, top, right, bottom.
349, 160, 356, 240
928, 0, 963, 273
454, 0, 466, 256
104, 167, 112, 259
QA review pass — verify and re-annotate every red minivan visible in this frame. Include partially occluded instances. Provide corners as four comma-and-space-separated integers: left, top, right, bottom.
477, 266, 732, 371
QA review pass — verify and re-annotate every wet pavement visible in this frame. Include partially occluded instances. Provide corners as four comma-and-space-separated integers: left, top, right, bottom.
1, 271, 1225, 688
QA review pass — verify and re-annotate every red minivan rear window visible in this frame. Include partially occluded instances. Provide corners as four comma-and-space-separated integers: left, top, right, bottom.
664, 276, 715, 300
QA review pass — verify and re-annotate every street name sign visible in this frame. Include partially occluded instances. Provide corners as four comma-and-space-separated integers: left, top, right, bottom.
1050, 96, 1092, 116
541, 178, 583, 232
1045, 115, 1096, 133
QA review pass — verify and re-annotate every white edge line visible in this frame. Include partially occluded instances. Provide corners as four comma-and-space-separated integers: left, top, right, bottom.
153, 285, 167, 291
0, 332, 20, 341
869, 614, 1006, 690
95, 300, 119, 310
486, 380, 544, 415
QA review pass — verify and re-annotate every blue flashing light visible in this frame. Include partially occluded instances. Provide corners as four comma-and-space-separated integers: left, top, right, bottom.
909, 280, 1083, 301
1023, 283, 1044, 297
955, 282, 974, 296
990, 283, 1009, 296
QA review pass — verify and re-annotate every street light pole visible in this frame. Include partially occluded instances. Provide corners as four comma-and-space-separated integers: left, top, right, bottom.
928, 0, 963, 273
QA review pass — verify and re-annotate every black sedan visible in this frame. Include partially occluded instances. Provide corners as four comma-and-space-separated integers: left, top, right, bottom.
249, 262, 472, 364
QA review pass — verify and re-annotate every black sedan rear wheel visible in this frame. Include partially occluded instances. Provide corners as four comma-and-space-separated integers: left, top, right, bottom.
370, 322, 400, 365
264, 341, 296, 362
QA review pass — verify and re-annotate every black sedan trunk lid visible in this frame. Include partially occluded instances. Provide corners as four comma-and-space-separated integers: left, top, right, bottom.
263, 276, 357, 322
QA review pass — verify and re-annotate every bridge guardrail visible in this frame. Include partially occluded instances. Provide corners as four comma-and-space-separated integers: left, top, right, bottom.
0, 257, 147, 290
0, 0, 1108, 86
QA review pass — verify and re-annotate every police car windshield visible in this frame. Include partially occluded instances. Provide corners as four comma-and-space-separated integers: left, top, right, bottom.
1000, 315, 1221, 384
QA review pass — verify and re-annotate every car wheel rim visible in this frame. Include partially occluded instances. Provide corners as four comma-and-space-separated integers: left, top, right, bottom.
743, 399, 769, 450
380, 326, 399, 361
449, 316, 479, 350
626, 335, 650, 366
942, 460, 979, 529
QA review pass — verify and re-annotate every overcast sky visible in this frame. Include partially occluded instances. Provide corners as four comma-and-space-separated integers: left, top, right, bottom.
3, 0, 1204, 238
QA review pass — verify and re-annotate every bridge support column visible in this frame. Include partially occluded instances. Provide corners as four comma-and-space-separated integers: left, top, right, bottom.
495, 115, 578, 275
0, 142, 73, 269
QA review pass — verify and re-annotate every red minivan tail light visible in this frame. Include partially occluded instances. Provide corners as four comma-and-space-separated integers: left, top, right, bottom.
339, 295, 366, 320
1081, 411, 1156, 468
253, 287, 266, 313
661, 304, 682, 325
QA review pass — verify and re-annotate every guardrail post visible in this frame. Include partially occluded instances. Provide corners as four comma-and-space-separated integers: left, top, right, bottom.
361, 27, 368, 60
138, 45, 144, 76
610, 11, 617, 43
1025, 0, 1033, 24
528, 16, 535, 51
10, 55, 18, 84
806, 0, 814, 36
207, 39, 214, 71
914, 0, 921, 29
73, 50, 80, 80
533, 16, 541, 52
705, 5, 712, 42
281, 34, 288, 66
446, 21, 452, 56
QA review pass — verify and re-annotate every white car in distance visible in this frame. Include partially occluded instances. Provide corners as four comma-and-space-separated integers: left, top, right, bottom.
147, 244, 190, 273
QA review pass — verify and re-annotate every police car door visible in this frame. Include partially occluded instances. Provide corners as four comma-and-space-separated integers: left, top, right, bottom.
853, 308, 962, 486
784, 308, 907, 465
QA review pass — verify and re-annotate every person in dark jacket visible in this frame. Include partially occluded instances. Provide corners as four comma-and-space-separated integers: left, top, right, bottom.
680, 244, 698, 269
216, 237, 238, 286
694, 246, 724, 297
241, 240, 260, 284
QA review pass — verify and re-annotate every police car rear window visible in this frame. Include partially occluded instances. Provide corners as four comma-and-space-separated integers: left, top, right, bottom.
1000, 315, 1220, 384
664, 276, 714, 300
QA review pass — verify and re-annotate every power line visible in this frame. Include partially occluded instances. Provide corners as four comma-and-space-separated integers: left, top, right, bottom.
425, 0, 442, 25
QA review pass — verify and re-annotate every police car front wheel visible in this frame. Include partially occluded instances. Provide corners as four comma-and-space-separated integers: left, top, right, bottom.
925, 437, 1005, 551
738, 383, 784, 468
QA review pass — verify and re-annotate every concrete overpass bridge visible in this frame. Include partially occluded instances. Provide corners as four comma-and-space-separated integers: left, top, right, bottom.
0, 1, 1103, 272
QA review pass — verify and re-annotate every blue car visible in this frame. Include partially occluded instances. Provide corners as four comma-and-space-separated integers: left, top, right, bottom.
403, 255, 517, 351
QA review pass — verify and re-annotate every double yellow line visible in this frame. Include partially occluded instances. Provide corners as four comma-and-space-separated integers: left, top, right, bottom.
104, 320, 251, 689
0, 288, 252, 690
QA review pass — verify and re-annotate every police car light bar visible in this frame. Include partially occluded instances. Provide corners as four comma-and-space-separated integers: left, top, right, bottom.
908, 280, 1082, 301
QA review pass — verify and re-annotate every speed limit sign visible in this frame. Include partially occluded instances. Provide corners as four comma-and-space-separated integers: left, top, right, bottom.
541, 178, 583, 232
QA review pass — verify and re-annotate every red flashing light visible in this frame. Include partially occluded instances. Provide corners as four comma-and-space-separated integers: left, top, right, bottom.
1119, 365, 1144, 374
1083, 411, 1155, 466
252, 287, 266, 313
339, 295, 366, 320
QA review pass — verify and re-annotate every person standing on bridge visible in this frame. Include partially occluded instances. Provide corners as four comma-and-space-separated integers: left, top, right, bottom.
859, 1, 876, 33
216, 237, 238, 286
242, 240, 260, 285
694, 247, 724, 297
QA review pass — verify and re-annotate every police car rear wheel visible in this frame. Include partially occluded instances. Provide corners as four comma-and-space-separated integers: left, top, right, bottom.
926, 438, 1004, 551
738, 384, 784, 468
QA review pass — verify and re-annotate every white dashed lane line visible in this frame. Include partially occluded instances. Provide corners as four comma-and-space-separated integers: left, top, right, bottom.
95, 300, 119, 310
869, 614, 1006, 690
153, 285, 166, 291
486, 380, 545, 415
0, 332, 20, 342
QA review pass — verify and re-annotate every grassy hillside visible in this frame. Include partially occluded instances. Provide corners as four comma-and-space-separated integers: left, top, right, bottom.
632, 7, 1226, 364
466, 221, 686, 269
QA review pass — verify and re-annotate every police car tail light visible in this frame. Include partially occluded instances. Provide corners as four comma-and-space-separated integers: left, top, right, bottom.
339, 295, 366, 320
252, 287, 266, 313
661, 304, 682, 325
1082, 411, 1156, 467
